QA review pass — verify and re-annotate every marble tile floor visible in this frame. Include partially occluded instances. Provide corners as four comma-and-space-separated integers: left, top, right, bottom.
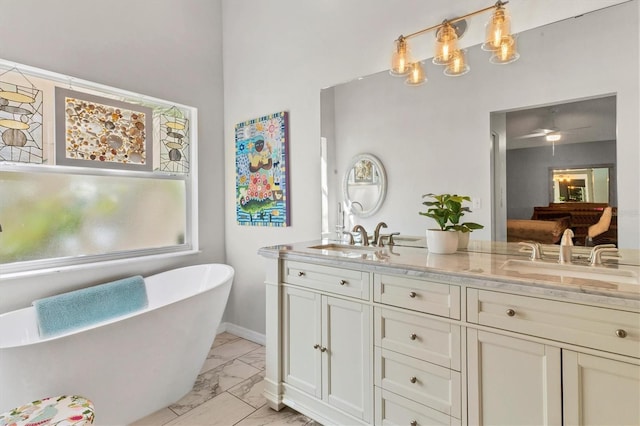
131, 332, 321, 426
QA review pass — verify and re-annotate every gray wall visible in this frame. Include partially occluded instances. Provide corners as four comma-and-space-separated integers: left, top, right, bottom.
507, 141, 617, 219
0, 1, 225, 314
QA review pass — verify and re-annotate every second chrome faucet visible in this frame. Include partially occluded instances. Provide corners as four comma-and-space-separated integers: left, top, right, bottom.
350, 222, 399, 247
352, 225, 369, 246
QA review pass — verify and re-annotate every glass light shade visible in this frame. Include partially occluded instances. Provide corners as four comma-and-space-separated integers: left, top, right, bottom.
405, 62, 427, 86
390, 38, 412, 76
490, 35, 520, 64
546, 133, 562, 142
482, 7, 512, 51
433, 23, 458, 65
444, 49, 470, 76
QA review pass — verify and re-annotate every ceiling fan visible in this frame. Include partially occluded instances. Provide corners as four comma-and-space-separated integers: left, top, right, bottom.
516, 107, 590, 141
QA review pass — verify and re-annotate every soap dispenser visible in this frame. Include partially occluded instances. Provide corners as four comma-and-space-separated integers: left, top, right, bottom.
559, 228, 574, 264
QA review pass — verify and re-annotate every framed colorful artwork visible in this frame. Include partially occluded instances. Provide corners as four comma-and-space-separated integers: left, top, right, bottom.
55, 87, 153, 171
0, 68, 44, 164
159, 106, 189, 173
235, 111, 290, 227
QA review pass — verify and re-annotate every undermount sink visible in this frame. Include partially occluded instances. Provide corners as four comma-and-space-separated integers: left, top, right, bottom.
392, 236, 420, 242
501, 259, 639, 285
308, 243, 378, 257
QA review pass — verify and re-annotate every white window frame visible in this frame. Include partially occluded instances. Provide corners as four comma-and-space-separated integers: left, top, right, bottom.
0, 59, 198, 277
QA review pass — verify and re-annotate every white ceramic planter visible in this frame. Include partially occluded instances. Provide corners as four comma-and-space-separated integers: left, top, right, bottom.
457, 231, 470, 249
426, 229, 459, 254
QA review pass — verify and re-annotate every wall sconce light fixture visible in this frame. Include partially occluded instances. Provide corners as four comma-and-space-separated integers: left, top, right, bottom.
390, 1, 518, 86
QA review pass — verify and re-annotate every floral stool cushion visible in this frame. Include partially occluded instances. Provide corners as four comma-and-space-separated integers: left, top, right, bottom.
0, 395, 94, 426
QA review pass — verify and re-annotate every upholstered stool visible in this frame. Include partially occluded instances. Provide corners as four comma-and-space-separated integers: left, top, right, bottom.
0, 395, 94, 426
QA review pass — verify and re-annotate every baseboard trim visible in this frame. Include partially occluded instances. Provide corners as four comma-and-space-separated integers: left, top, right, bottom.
217, 322, 266, 345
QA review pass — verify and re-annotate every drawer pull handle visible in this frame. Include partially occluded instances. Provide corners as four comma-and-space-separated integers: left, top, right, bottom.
409, 333, 417, 341
339, 279, 347, 286
298, 271, 305, 277
410, 421, 418, 426
409, 376, 417, 384
506, 308, 516, 317
409, 291, 417, 298
320, 346, 327, 352
616, 329, 627, 338
313, 344, 320, 349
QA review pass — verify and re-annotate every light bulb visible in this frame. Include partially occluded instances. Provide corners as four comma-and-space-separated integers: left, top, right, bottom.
405, 62, 427, 86
390, 38, 412, 76
489, 35, 520, 64
444, 49, 470, 76
482, 6, 512, 51
433, 23, 459, 66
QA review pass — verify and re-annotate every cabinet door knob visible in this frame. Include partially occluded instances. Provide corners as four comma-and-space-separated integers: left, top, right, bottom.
320, 346, 327, 352
409, 333, 417, 341
409, 376, 417, 384
409, 291, 417, 298
410, 420, 418, 426
339, 279, 347, 286
297, 271, 305, 277
506, 308, 516, 317
313, 344, 320, 349
616, 329, 627, 338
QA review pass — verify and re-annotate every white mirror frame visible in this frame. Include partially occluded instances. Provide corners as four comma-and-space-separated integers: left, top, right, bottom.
342, 153, 387, 218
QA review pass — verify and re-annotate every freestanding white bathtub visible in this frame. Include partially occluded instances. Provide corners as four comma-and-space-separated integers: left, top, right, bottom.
0, 264, 234, 426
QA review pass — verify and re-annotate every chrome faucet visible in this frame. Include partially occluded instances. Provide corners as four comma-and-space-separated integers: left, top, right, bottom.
378, 232, 400, 247
352, 225, 369, 246
342, 231, 355, 245
518, 241, 543, 261
589, 244, 619, 266
559, 229, 574, 264
373, 222, 387, 246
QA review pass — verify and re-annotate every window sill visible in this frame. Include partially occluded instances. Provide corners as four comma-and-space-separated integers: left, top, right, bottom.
0, 249, 201, 281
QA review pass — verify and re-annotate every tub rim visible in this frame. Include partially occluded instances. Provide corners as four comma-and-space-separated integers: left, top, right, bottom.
0, 263, 234, 349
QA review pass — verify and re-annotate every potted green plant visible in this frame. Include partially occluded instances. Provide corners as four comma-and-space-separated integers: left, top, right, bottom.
446, 196, 484, 249
419, 193, 483, 253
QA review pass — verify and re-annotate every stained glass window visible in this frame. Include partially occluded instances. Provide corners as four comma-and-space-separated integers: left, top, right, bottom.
0, 60, 196, 274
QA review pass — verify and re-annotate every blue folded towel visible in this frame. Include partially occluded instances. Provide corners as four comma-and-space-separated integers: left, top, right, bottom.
33, 275, 148, 338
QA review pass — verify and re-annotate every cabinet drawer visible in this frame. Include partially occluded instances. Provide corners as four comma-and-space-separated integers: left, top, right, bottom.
375, 347, 461, 419
468, 289, 640, 358
374, 274, 460, 319
283, 260, 369, 300
375, 308, 461, 370
375, 387, 460, 426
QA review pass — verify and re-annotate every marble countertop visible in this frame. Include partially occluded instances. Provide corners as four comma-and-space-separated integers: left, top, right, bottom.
259, 239, 640, 310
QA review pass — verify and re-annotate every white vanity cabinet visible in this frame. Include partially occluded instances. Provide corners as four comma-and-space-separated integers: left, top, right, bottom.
466, 329, 562, 425
280, 261, 372, 424
563, 350, 640, 426
262, 247, 640, 426
467, 288, 640, 426
374, 274, 462, 426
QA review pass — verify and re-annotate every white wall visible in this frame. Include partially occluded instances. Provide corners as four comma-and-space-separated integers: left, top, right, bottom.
326, 4, 638, 246
0, 0, 633, 333
0, 0, 225, 313
222, 0, 636, 334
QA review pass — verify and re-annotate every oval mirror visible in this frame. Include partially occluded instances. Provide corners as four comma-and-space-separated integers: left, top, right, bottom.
342, 153, 387, 218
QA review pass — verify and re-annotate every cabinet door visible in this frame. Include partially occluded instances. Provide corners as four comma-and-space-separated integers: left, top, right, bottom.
563, 350, 640, 426
282, 286, 322, 398
467, 329, 561, 426
322, 295, 372, 422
